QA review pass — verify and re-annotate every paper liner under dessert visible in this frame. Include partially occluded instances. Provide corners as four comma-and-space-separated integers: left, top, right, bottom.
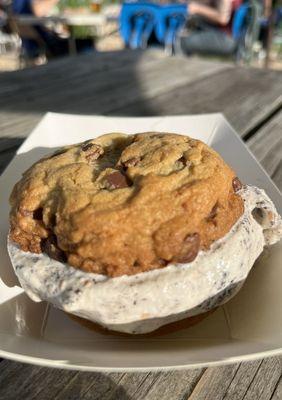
7, 186, 282, 334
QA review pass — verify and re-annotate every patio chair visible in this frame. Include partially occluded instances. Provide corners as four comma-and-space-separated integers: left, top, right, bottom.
154, 3, 187, 54
120, 1, 157, 49
231, 0, 261, 62
120, 1, 187, 51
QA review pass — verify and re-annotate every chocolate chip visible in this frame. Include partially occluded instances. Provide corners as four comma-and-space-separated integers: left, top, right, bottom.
174, 233, 200, 263
33, 208, 43, 220
207, 202, 218, 223
41, 235, 67, 263
81, 143, 104, 162
81, 143, 93, 151
178, 156, 187, 166
123, 157, 140, 168
49, 214, 57, 227
232, 177, 242, 192
105, 171, 131, 189
158, 258, 167, 267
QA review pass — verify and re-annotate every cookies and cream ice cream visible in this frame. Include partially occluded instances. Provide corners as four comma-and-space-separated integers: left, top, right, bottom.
8, 185, 282, 334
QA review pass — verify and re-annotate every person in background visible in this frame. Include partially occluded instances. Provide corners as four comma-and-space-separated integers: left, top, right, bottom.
178, 0, 238, 56
12, 0, 94, 59
259, 0, 273, 49
0, 0, 8, 27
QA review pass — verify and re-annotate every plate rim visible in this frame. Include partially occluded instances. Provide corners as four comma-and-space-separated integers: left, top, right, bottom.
1, 347, 282, 372
1, 112, 281, 370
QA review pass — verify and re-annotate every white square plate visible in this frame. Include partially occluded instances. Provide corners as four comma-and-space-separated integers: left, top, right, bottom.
0, 113, 281, 371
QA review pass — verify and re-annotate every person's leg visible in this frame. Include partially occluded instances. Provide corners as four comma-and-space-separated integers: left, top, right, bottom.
180, 28, 236, 56
75, 38, 95, 53
34, 27, 69, 58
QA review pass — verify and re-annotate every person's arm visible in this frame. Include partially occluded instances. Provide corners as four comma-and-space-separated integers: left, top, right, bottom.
31, 0, 59, 17
263, 0, 272, 18
188, 0, 232, 26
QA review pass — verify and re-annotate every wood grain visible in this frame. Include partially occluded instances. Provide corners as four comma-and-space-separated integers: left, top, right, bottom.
242, 357, 282, 400
270, 373, 282, 400
186, 363, 240, 400
0, 51, 229, 139
247, 110, 282, 190
0, 50, 281, 400
113, 67, 282, 137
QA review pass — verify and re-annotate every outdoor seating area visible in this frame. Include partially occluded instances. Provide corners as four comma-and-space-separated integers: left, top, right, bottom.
0, 0, 281, 69
0, 47, 282, 398
0, 0, 281, 398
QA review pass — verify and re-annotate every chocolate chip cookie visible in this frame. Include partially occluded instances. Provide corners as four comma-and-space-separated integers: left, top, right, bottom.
9, 132, 244, 277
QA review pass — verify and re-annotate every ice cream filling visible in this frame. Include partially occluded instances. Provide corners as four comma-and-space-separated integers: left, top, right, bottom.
8, 185, 282, 334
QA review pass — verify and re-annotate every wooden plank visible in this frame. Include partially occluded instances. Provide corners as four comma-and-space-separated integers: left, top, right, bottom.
0, 50, 164, 92
0, 112, 42, 140
0, 360, 77, 400
53, 372, 159, 400
0, 56, 229, 140
0, 53, 227, 104
242, 357, 282, 400
113, 67, 282, 137
106, 370, 205, 400
0, 56, 229, 112
0, 359, 127, 400
52, 372, 126, 400
270, 374, 282, 400
222, 361, 263, 400
247, 111, 282, 163
247, 110, 282, 189
261, 139, 282, 179
0, 358, 280, 400
0, 50, 165, 100
0, 363, 205, 400
186, 363, 240, 400
185, 358, 282, 400
272, 161, 282, 191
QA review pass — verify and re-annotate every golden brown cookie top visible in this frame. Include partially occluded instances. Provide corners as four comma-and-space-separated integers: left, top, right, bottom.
9, 132, 244, 277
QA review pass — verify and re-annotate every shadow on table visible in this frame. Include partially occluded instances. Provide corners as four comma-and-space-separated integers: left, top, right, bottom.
0, 354, 131, 399
0, 137, 25, 174
0, 50, 158, 117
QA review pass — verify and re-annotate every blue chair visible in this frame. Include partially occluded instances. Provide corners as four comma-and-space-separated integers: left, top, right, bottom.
232, 3, 251, 40
120, 2, 157, 49
120, 0, 255, 58
120, 1, 187, 51
154, 3, 187, 52
232, 2, 261, 62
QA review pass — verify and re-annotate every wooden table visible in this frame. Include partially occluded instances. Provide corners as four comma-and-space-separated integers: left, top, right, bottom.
16, 13, 108, 55
0, 49, 281, 399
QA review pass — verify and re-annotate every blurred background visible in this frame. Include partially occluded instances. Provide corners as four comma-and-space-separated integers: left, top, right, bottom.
0, 0, 281, 71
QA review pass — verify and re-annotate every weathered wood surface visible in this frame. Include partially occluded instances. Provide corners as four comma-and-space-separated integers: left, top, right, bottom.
248, 110, 282, 189
0, 358, 281, 400
0, 49, 281, 399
